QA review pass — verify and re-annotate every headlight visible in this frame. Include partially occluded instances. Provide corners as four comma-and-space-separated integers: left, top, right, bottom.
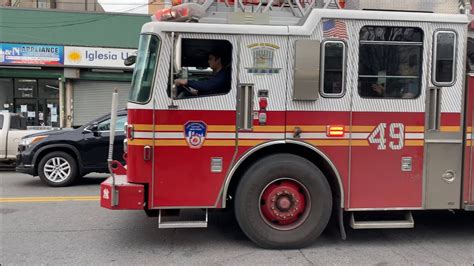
20, 135, 47, 147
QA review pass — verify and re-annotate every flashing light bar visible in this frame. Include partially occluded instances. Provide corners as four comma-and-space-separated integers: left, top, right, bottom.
151, 3, 206, 22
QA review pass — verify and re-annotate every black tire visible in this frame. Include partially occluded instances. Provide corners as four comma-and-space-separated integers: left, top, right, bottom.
235, 154, 332, 249
38, 151, 79, 187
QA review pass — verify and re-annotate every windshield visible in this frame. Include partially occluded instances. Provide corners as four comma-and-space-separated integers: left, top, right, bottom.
129, 34, 160, 103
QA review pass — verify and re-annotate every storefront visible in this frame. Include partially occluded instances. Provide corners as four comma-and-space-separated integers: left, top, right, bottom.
0, 77, 60, 127
0, 43, 136, 127
0, 8, 149, 127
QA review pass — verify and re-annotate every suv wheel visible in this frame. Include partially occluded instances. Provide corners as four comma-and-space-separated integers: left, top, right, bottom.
38, 151, 79, 187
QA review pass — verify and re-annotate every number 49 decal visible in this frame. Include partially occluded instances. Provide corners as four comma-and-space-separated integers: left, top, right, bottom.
368, 123, 405, 150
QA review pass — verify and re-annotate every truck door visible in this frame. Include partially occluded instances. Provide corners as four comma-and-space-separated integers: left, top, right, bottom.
235, 35, 288, 157
424, 30, 464, 209
0, 114, 6, 159
150, 33, 239, 208
349, 26, 427, 209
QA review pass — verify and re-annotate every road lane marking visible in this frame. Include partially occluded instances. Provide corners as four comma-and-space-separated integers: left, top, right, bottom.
0, 196, 100, 203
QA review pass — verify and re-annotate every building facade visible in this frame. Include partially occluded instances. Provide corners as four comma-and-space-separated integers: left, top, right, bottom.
0, 8, 149, 127
0, 0, 104, 12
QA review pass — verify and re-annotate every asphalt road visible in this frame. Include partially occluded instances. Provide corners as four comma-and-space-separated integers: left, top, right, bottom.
1, 171, 473, 265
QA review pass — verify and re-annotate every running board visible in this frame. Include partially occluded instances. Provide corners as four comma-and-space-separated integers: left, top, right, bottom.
158, 209, 208, 229
350, 211, 414, 229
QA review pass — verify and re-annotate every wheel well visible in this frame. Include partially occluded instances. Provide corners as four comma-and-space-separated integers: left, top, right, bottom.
34, 147, 81, 176
226, 143, 343, 212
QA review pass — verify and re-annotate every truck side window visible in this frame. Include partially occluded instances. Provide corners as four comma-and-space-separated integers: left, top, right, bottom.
358, 26, 423, 99
169, 39, 232, 99
10, 116, 21, 130
321, 40, 346, 97
0, 114, 3, 129
433, 31, 456, 86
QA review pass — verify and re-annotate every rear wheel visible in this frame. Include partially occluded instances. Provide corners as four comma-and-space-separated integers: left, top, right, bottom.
38, 151, 79, 187
235, 154, 332, 249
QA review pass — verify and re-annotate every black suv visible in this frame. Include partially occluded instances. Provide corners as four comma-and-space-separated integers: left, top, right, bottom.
16, 110, 127, 187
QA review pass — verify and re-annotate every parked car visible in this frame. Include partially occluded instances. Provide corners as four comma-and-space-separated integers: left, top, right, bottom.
16, 110, 127, 187
0, 112, 50, 166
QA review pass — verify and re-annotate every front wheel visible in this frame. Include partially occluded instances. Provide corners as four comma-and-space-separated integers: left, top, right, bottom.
38, 151, 79, 187
235, 154, 332, 249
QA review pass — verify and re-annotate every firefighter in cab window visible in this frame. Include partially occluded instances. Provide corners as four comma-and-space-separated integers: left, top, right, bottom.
370, 55, 420, 99
174, 48, 231, 97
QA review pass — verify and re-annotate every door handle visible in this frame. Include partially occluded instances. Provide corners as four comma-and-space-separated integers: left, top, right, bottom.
237, 83, 254, 130
428, 86, 441, 131
442, 170, 456, 184
144, 145, 152, 161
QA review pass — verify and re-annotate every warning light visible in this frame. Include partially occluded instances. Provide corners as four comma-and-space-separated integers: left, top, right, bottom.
259, 98, 268, 109
151, 3, 206, 22
327, 125, 345, 137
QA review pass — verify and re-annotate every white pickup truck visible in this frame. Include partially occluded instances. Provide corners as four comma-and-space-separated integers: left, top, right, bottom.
0, 112, 50, 166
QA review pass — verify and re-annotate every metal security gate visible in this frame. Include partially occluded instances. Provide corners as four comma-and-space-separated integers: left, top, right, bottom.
73, 80, 130, 126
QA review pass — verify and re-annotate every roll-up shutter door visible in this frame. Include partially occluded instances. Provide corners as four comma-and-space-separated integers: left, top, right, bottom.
73, 80, 130, 126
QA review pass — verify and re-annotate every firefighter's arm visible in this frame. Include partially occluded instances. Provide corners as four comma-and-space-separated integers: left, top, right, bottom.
371, 83, 385, 96
175, 70, 226, 94
188, 79, 220, 92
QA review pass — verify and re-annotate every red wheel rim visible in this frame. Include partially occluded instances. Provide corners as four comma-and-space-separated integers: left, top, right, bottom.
259, 178, 310, 230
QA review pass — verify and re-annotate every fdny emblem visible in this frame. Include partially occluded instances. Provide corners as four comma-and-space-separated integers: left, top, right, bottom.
184, 121, 207, 149
246, 43, 281, 74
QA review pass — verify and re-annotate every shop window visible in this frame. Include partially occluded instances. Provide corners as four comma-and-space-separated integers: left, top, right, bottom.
321, 40, 346, 97
37, 0, 50, 8
38, 100, 59, 127
0, 78, 14, 112
38, 79, 59, 99
14, 79, 37, 98
433, 31, 456, 86
14, 99, 37, 126
169, 39, 232, 99
358, 26, 423, 99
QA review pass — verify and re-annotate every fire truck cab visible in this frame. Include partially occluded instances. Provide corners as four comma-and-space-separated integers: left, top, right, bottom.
101, 0, 474, 248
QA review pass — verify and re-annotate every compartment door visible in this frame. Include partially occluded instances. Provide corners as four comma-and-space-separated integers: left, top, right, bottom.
424, 30, 464, 209
349, 26, 426, 209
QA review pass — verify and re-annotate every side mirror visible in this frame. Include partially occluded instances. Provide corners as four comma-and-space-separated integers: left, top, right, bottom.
174, 35, 182, 73
124, 55, 136, 66
90, 122, 99, 132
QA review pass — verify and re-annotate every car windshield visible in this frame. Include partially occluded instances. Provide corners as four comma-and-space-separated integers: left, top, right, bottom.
129, 34, 161, 103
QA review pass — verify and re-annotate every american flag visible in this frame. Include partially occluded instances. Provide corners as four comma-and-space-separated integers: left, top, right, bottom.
323, 19, 348, 39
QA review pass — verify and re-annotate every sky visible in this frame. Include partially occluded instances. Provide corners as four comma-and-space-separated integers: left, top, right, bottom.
98, 0, 149, 14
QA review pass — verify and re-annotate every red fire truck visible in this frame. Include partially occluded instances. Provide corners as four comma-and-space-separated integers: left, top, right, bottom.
101, 0, 474, 248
